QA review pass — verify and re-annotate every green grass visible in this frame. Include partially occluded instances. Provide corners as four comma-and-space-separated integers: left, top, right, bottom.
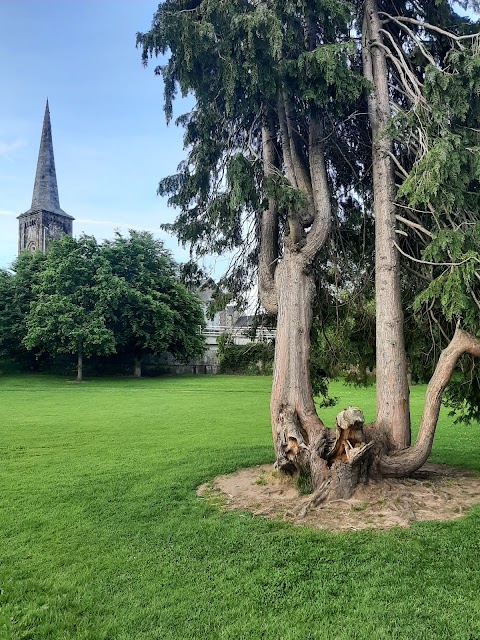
1, 374, 480, 639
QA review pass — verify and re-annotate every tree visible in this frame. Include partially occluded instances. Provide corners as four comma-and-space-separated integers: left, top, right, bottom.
0, 269, 18, 366
103, 230, 205, 377
0, 251, 47, 370
24, 235, 120, 382
138, 0, 369, 495
362, 0, 412, 448
138, 0, 480, 502
360, 0, 480, 477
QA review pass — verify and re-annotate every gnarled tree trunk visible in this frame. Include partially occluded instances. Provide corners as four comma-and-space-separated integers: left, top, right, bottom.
272, 324, 480, 508
263, 88, 377, 501
378, 328, 480, 476
270, 252, 374, 502
270, 252, 325, 478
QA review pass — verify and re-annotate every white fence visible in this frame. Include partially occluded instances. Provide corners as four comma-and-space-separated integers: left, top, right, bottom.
203, 325, 276, 345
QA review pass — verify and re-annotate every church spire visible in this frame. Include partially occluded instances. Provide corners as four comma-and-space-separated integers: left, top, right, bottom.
17, 101, 74, 254
31, 99, 61, 213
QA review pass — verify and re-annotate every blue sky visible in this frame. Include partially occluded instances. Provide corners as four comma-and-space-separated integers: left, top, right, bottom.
1, 2, 476, 274
0, 0, 229, 274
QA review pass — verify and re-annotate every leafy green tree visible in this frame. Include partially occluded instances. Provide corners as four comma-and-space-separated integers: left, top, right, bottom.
103, 231, 205, 377
0, 251, 46, 370
24, 235, 120, 381
166, 279, 207, 362
0, 269, 18, 367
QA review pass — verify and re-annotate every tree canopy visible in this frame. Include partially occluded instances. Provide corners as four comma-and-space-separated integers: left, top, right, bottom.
138, 0, 480, 501
103, 231, 205, 376
1, 232, 206, 380
24, 235, 120, 381
139, 0, 371, 303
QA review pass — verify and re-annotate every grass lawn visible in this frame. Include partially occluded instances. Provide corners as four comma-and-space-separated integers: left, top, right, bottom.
1, 374, 480, 639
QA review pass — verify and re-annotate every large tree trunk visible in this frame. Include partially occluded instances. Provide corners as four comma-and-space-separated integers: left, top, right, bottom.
134, 355, 142, 378
363, 0, 411, 449
270, 251, 324, 476
268, 87, 378, 501
270, 252, 374, 501
77, 343, 83, 383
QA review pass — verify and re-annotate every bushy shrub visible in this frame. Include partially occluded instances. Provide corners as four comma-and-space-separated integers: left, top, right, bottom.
217, 334, 274, 374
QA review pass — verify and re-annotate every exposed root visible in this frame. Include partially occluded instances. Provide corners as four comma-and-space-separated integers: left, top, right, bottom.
298, 479, 331, 517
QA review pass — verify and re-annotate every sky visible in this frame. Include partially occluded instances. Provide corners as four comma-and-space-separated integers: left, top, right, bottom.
0, 0, 228, 274
1, 2, 476, 274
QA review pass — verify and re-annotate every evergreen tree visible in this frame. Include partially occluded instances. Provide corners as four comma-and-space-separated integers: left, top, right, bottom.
138, 0, 480, 501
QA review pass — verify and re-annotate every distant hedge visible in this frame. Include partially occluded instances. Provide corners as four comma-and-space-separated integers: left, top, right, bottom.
217, 335, 274, 374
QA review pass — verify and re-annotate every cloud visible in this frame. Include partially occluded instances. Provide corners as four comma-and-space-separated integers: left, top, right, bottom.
0, 209, 17, 217
0, 139, 25, 158
75, 218, 164, 234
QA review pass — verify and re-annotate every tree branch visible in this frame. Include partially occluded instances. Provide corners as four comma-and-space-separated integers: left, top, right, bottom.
277, 91, 297, 188
394, 241, 479, 267
379, 13, 476, 49
395, 214, 433, 238
300, 116, 332, 267
259, 119, 279, 315
282, 91, 315, 226
379, 327, 480, 476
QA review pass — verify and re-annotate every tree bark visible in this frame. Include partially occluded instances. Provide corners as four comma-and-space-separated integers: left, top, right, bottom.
77, 342, 83, 383
270, 72, 377, 501
259, 119, 279, 316
302, 116, 332, 266
270, 252, 326, 480
378, 328, 480, 476
270, 251, 374, 501
134, 355, 142, 378
271, 94, 333, 488
269, 91, 371, 498
363, 0, 411, 449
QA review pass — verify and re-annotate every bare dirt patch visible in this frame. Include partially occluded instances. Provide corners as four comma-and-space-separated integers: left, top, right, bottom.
198, 463, 480, 531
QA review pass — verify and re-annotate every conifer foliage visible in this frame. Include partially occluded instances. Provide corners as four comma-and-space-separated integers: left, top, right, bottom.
139, 0, 480, 501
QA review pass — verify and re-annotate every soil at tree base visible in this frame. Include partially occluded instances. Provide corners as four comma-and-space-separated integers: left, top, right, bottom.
198, 463, 480, 532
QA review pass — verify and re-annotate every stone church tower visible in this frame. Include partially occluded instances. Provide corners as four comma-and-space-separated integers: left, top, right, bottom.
17, 101, 74, 253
